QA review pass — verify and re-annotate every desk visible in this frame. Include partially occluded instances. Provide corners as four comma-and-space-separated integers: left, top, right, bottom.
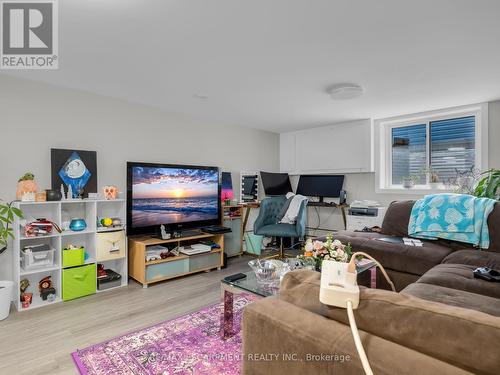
307, 202, 350, 230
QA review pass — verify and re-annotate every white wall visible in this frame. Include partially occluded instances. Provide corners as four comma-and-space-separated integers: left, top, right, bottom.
0, 75, 279, 280
489, 100, 500, 169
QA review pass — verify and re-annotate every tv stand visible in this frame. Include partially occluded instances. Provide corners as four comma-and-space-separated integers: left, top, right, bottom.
128, 232, 224, 288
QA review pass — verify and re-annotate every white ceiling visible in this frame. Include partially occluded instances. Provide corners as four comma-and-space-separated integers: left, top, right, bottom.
5, 0, 500, 133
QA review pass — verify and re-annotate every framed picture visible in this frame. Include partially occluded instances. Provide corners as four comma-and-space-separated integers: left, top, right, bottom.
51, 149, 97, 198
221, 172, 234, 201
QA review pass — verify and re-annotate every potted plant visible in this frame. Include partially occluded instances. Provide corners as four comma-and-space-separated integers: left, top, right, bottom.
402, 174, 419, 189
421, 166, 441, 188
0, 201, 23, 320
16, 172, 37, 201
473, 169, 500, 200
450, 167, 481, 194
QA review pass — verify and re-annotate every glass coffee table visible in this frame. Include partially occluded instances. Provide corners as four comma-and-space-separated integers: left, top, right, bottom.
219, 260, 377, 339
220, 271, 279, 338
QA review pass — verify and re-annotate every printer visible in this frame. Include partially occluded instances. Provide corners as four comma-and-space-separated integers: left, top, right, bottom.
347, 201, 387, 231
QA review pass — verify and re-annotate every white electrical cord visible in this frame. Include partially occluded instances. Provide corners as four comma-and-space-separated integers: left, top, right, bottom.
345, 252, 396, 374
347, 299, 374, 375
348, 251, 396, 292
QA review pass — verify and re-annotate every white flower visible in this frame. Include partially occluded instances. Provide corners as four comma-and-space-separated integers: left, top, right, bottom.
324, 255, 330, 260
305, 240, 313, 252
333, 240, 342, 246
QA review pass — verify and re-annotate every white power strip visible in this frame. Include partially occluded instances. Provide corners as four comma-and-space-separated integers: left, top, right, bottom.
320, 260, 359, 309
320, 253, 396, 375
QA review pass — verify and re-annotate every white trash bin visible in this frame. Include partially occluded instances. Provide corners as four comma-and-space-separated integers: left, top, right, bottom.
0, 280, 14, 320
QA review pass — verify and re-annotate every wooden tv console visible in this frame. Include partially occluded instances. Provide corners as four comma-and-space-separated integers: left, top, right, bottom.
128, 232, 224, 288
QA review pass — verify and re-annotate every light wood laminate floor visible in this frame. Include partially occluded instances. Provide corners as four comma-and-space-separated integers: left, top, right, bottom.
0, 256, 252, 375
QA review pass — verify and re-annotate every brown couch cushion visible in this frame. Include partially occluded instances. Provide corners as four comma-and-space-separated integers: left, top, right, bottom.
442, 249, 500, 269
401, 283, 500, 317
244, 297, 473, 375
335, 230, 454, 276
416, 264, 500, 299
381, 200, 415, 237
279, 270, 500, 375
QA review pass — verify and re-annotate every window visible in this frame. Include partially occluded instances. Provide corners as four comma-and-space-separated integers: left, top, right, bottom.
376, 104, 488, 192
391, 124, 426, 185
429, 116, 475, 182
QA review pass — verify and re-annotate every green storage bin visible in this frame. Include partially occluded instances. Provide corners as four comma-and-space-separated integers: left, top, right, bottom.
245, 233, 263, 255
62, 263, 96, 301
62, 247, 85, 268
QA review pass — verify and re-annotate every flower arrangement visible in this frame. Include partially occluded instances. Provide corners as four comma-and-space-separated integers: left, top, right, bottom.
300, 234, 352, 270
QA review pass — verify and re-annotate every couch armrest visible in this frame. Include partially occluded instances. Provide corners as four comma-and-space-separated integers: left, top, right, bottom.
242, 297, 470, 375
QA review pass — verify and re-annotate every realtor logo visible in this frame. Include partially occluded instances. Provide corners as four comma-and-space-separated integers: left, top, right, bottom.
1, 0, 58, 69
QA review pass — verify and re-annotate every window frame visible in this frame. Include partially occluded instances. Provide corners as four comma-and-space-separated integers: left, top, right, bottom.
375, 103, 488, 194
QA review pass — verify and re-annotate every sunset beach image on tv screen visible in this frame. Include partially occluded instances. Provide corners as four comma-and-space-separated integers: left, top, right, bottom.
131, 167, 219, 227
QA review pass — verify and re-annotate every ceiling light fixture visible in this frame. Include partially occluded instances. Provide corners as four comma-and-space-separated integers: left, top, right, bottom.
193, 94, 208, 100
327, 83, 364, 100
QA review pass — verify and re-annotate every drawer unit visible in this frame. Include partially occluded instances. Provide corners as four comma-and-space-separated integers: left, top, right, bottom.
146, 258, 189, 282
97, 230, 126, 261
62, 247, 85, 268
189, 252, 221, 272
62, 264, 96, 301
223, 219, 242, 257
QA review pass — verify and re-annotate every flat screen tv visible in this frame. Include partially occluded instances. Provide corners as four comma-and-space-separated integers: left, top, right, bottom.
127, 162, 221, 235
296, 174, 345, 199
260, 171, 293, 196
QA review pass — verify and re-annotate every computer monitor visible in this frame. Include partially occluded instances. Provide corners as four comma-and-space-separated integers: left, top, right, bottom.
260, 171, 293, 196
296, 175, 344, 201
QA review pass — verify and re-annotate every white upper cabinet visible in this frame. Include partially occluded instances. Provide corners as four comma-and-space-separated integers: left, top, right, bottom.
280, 120, 373, 174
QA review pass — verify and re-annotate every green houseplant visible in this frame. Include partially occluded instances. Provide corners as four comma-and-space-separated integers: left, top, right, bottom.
473, 169, 500, 200
0, 201, 23, 255
0, 201, 23, 320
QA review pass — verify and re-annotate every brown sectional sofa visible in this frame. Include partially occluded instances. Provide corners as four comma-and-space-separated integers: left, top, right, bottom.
242, 200, 500, 374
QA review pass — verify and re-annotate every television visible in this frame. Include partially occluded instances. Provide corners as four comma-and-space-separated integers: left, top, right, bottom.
127, 162, 221, 236
260, 171, 293, 196
296, 174, 344, 201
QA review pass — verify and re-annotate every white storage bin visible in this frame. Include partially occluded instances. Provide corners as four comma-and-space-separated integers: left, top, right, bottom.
21, 246, 56, 270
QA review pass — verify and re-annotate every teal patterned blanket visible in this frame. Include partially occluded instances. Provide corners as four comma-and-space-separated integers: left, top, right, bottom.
408, 194, 496, 249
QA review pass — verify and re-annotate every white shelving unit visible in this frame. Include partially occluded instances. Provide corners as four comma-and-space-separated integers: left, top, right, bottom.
12, 199, 127, 311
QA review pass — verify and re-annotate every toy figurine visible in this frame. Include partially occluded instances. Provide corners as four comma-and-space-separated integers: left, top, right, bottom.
97, 264, 107, 278
60, 184, 66, 200
20, 278, 30, 303
38, 276, 56, 301
103, 185, 118, 200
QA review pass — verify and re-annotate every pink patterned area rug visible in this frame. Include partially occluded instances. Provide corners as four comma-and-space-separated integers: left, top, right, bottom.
72, 294, 257, 375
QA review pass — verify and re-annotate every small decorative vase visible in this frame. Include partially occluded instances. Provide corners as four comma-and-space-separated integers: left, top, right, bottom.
69, 218, 87, 232
45, 189, 62, 201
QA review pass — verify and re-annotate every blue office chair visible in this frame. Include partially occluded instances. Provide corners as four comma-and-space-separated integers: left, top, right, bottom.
253, 196, 308, 258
